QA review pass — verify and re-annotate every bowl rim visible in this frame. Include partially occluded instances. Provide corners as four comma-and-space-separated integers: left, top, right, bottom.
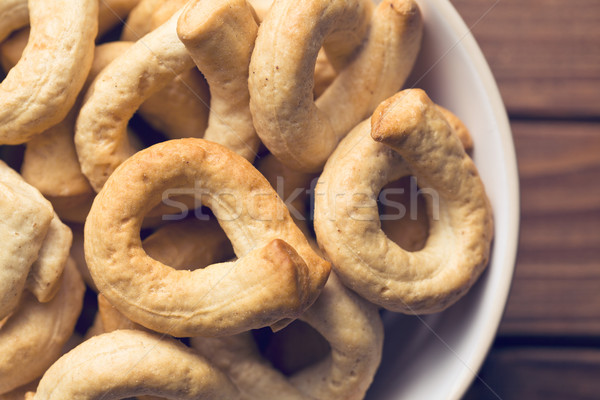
428, 0, 520, 398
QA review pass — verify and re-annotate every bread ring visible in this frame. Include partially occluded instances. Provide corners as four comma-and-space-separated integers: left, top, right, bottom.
192, 273, 383, 400
85, 138, 330, 337
177, 0, 261, 161
314, 89, 494, 313
118, 0, 212, 142
0, 0, 97, 145
0, 161, 53, 320
249, 0, 422, 172
0, 259, 85, 394
29, 330, 240, 399
16, 42, 142, 223
75, 8, 196, 191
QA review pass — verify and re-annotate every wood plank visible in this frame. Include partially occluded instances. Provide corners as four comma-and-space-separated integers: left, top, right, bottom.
450, 0, 600, 117
464, 347, 600, 400
497, 120, 600, 336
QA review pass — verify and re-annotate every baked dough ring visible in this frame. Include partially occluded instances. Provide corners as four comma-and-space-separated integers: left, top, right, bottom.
85, 138, 330, 337
177, 0, 261, 161
0, 0, 97, 145
192, 273, 384, 400
29, 330, 240, 399
75, 8, 195, 191
249, 0, 422, 172
118, 0, 212, 142
0, 161, 53, 320
314, 89, 493, 313
0, 259, 85, 394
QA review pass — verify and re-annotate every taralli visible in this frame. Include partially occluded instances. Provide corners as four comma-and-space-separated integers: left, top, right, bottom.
118, 0, 212, 142
249, 0, 422, 172
0, 0, 27, 43
177, 0, 261, 161
192, 273, 384, 400
29, 330, 240, 399
24, 214, 72, 303
0, 259, 84, 394
75, 8, 196, 191
315, 89, 493, 313
0, 161, 53, 320
0, 0, 97, 145
17, 42, 142, 223
76, 2, 252, 192
85, 139, 330, 337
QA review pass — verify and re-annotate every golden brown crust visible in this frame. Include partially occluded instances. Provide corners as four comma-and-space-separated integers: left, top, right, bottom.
0, 0, 97, 145
30, 330, 240, 399
249, 0, 422, 172
177, 0, 261, 161
314, 89, 493, 313
85, 138, 330, 337
0, 260, 85, 394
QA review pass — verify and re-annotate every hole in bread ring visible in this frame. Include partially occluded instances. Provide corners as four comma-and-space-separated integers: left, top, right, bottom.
314, 89, 493, 314
249, 0, 423, 172
191, 273, 384, 400
29, 330, 240, 399
0, 0, 97, 145
85, 138, 330, 337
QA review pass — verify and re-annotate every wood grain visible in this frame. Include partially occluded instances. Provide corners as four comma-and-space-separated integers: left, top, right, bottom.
451, 0, 600, 118
500, 121, 600, 336
464, 348, 600, 400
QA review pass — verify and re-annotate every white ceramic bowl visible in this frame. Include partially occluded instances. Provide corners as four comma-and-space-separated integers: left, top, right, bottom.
365, 0, 519, 399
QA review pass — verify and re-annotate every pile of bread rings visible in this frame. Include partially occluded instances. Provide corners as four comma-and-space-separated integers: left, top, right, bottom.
0, 0, 494, 398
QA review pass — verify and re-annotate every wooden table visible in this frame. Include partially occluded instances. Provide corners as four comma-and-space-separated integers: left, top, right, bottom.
447, 1, 600, 398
